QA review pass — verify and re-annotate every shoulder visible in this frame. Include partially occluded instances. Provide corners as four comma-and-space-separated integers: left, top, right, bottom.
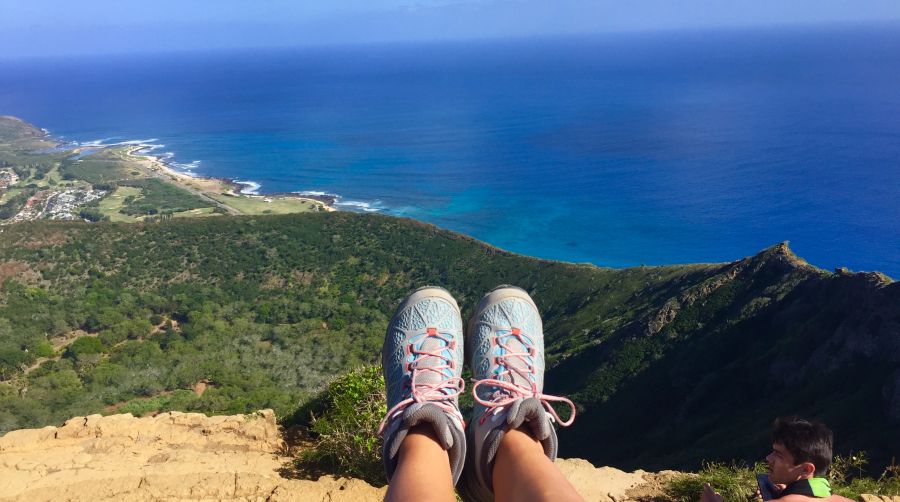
776, 495, 817, 502
776, 495, 856, 502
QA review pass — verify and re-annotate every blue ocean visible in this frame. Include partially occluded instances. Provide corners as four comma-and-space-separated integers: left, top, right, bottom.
2, 25, 898, 276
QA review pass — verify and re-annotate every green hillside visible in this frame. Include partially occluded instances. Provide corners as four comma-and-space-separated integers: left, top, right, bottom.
0, 212, 897, 472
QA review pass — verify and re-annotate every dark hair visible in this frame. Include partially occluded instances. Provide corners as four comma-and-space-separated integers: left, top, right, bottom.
772, 416, 833, 476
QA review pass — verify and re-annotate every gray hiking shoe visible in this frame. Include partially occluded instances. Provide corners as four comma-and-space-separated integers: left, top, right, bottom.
460, 285, 576, 502
378, 286, 467, 485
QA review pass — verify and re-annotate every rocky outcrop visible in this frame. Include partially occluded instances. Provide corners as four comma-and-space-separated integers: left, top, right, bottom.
0, 410, 668, 501
0, 410, 386, 501
643, 242, 816, 336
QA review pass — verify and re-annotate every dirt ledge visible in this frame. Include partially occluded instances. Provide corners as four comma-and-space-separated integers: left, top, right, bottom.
0, 409, 679, 501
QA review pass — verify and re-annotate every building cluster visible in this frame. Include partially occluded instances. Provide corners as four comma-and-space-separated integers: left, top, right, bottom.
0, 169, 19, 191
44, 189, 107, 220
6, 188, 107, 223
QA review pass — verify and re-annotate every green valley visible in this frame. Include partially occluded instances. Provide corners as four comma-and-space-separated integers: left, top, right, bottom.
0, 212, 896, 474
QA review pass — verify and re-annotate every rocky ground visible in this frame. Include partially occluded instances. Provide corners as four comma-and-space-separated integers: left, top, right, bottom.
1, 410, 897, 502
0, 409, 677, 501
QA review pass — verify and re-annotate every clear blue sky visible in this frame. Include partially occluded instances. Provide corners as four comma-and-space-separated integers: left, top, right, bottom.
2, 0, 899, 58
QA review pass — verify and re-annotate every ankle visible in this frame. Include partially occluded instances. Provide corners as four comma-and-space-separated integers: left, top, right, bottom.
408, 424, 440, 443
388, 427, 456, 502
398, 424, 448, 460
498, 427, 544, 458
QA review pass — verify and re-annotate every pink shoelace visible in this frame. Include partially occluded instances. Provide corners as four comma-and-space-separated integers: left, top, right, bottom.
472, 328, 576, 426
378, 327, 465, 436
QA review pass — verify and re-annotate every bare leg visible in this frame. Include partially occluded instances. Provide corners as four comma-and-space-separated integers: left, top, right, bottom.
385, 425, 456, 502
493, 428, 585, 502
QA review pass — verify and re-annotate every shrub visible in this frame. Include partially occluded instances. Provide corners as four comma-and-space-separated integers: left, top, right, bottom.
117, 390, 199, 416
665, 461, 763, 502
664, 455, 900, 502
79, 208, 106, 222
31, 340, 55, 358
294, 365, 387, 485
830, 452, 900, 499
64, 336, 104, 359
0, 346, 29, 379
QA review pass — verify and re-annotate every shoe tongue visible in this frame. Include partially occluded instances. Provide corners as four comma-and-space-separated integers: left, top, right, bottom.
501, 331, 532, 389
506, 397, 552, 441
414, 334, 446, 386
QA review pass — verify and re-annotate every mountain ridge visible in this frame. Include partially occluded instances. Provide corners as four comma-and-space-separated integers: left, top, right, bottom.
0, 211, 896, 474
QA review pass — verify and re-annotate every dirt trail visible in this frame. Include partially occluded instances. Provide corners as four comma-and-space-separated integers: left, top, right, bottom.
20, 331, 98, 376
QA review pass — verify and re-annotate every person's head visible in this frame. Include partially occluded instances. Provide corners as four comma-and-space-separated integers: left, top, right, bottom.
766, 416, 833, 484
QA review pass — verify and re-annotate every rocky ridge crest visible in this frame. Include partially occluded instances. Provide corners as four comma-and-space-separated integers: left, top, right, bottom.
0, 409, 667, 501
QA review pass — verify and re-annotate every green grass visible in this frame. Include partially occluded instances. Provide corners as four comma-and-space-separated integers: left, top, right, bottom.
116, 389, 200, 416
172, 207, 218, 218
42, 164, 64, 185
664, 456, 900, 502
0, 187, 22, 204
666, 461, 764, 502
0, 188, 34, 219
97, 186, 142, 222
119, 178, 212, 215
60, 155, 137, 184
209, 193, 324, 215
291, 365, 387, 486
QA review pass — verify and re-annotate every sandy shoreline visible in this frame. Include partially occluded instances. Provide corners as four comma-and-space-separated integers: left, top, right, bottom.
120, 145, 336, 212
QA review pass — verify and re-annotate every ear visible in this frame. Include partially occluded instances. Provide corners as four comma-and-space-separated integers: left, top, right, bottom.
799, 462, 816, 478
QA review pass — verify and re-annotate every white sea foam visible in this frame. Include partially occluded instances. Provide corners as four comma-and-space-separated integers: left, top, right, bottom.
131, 144, 166, 157
80, 138, 116, 147
293, 190, 339, 198
333, 199, 382, 212
292, 190, 383, 212
81, 138, 160, 147
172, 160, 201, 170
233, 180, 261, 195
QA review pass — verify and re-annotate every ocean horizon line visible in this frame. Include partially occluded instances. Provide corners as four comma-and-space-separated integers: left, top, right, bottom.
4, 27, 896, 276
3, 19, 900, 62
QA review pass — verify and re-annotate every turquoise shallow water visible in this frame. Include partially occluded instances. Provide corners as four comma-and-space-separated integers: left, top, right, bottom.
1, 26, 898, 276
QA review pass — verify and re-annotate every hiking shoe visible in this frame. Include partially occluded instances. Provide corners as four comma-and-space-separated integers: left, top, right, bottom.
378, 286, 467, 485
460, 285, 576, 502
